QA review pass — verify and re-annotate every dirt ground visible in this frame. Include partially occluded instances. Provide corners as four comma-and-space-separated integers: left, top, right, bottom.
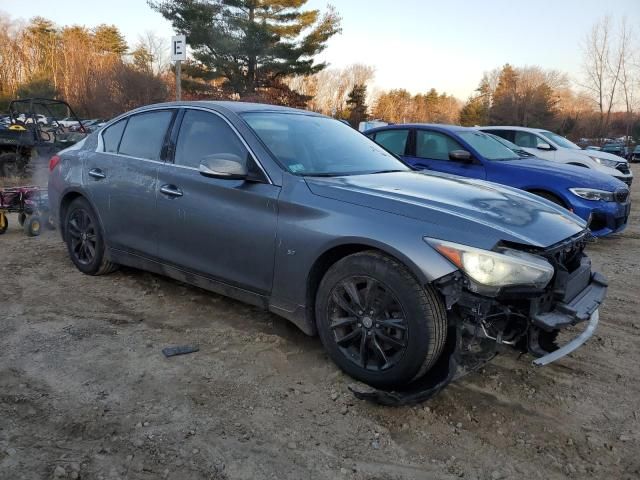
1, 166, 639, 480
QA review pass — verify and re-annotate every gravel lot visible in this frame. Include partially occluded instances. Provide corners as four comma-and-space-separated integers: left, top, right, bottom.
1, 166, 639, 480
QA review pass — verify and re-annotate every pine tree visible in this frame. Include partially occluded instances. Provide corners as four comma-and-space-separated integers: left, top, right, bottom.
345, 84, 368, 127
93, 25, 128, 56
150, 0, 341, 94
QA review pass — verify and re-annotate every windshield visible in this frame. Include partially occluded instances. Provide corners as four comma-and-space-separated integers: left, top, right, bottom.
457, 131, 519, 160
539, 131, 581, 150
485, 133, 532, 156
242, 112, 409, 176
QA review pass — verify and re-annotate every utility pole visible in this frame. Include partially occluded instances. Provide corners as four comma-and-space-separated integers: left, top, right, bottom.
171, 35, 186, 101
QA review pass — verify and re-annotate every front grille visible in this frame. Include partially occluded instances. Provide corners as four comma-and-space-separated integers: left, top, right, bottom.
615, 187, 630, 203
616, 163, 631, 174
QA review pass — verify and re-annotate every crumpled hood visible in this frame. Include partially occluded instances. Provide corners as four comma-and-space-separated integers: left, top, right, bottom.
305, 171, 586, 248
499, 158, 628, 190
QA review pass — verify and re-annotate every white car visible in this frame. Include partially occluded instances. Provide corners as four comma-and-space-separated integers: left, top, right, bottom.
479, 126, 633, 186
56, 117, 81, 128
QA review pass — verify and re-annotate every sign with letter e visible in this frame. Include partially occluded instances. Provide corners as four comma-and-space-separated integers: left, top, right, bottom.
171, 35, 187, 61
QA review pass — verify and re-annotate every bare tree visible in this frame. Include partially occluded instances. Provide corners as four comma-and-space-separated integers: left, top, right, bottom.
581, 16, 625, 137
617, 19, 637, 146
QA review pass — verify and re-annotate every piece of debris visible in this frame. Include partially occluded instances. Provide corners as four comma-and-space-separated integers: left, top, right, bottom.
162, 345, 199, 358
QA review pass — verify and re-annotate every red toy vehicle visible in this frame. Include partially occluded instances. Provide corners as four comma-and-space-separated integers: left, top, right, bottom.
0, 186, 51, 236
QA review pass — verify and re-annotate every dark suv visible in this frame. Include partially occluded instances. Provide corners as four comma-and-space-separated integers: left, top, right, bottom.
48, 102, 606, 392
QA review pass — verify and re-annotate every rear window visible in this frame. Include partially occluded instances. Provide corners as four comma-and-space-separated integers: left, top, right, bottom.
458, 131, 518, 160
102, 119, 126, 153
118, 110, 174, 160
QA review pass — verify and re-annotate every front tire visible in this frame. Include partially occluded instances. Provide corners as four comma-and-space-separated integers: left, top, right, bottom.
315, 251, 447, 389
64, 197, 118, 275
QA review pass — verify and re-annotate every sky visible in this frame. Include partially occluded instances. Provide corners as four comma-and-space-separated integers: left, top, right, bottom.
3, 0, 640, 99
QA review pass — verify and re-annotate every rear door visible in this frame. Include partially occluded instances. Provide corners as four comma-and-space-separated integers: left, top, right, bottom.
405, 129, 486, 179
156, 108, 280, 294
84, 109, 175, 257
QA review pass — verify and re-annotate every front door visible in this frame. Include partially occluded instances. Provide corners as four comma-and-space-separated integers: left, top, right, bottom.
405, 129, 486, 179
156, 109, 280, 294
512, 130, 556, 161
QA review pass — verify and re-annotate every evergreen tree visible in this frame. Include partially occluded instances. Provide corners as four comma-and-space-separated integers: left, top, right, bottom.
150, 0, 341, 94
345, 84, 368, 128
93, 24, 128, 56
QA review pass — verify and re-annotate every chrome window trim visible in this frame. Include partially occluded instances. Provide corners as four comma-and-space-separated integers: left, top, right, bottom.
97, 105, 272, 184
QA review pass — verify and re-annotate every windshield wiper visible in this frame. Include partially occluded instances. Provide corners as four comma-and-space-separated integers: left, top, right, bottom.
368, 169, 407, 174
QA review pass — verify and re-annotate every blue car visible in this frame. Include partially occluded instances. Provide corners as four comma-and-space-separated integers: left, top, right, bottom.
366, 124, 631, 237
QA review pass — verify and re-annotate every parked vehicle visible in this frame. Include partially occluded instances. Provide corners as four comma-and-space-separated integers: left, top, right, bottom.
584, 146, 601, 151
57, 117, 81, 128
631, 146, 640, 163
366, 124, 630, 237
601, 143, 627, 158
479, 126, 633, 186
0, 98, 87, 177
49, 101, 606, 392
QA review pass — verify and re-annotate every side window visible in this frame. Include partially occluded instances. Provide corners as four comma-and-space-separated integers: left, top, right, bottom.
513, 131, 545, 149
174, 110, 248, 169
374, 129, 409, 156
118, 110, 174, 160
102, 118, 126, 153
416, 130, 463, 160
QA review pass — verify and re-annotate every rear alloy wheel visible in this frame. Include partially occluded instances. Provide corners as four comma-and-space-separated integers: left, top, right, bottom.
316, 251, 447, 389
64, 197, 118, 275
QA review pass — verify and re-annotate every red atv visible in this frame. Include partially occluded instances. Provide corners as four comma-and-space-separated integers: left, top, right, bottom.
0, 186, 51, 236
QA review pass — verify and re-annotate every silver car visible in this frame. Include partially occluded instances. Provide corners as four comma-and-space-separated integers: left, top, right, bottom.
48, 102, 606, 394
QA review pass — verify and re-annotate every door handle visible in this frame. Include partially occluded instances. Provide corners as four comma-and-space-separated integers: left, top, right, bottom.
88, 168, 106, 180
160, 184, 183, 197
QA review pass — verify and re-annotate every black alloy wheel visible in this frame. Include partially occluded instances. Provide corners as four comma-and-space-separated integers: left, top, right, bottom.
328, 276, 408, 372
67, 208, 97, 265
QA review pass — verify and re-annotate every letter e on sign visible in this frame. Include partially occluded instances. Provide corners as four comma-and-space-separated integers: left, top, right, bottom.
171, 35, 187, 61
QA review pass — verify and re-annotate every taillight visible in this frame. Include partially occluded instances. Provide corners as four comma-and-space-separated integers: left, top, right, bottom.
49, 155, 61, 171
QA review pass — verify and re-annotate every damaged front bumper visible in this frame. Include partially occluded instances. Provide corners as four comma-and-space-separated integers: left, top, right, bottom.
530, 271, 607, 365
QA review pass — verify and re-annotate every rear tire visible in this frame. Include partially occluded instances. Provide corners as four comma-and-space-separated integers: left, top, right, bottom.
64, 197, 118, 275
315, 251, 447, 389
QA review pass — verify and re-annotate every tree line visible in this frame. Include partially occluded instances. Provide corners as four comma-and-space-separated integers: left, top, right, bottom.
0, 16, 169, 117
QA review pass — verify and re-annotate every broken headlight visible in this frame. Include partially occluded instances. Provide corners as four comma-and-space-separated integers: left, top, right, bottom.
425, 238, 554, 289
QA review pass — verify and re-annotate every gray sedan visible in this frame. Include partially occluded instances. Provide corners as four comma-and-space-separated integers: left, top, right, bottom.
48, 102, 606, 391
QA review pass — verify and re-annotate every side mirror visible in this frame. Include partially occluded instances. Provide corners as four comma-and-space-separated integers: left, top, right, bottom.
199, 153, 247, 180
449, 150, 472, 162
537, 142, 553, 151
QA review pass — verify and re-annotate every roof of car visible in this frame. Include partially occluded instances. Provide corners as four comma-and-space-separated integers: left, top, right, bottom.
366, 123, 477, 133
478, 125, 549, 133
136, 100, 316, 115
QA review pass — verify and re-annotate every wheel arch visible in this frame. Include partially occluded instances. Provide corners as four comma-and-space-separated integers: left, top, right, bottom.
526, 189, 570, 209
58, 189, 103, 239
304, 241, 441, 334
